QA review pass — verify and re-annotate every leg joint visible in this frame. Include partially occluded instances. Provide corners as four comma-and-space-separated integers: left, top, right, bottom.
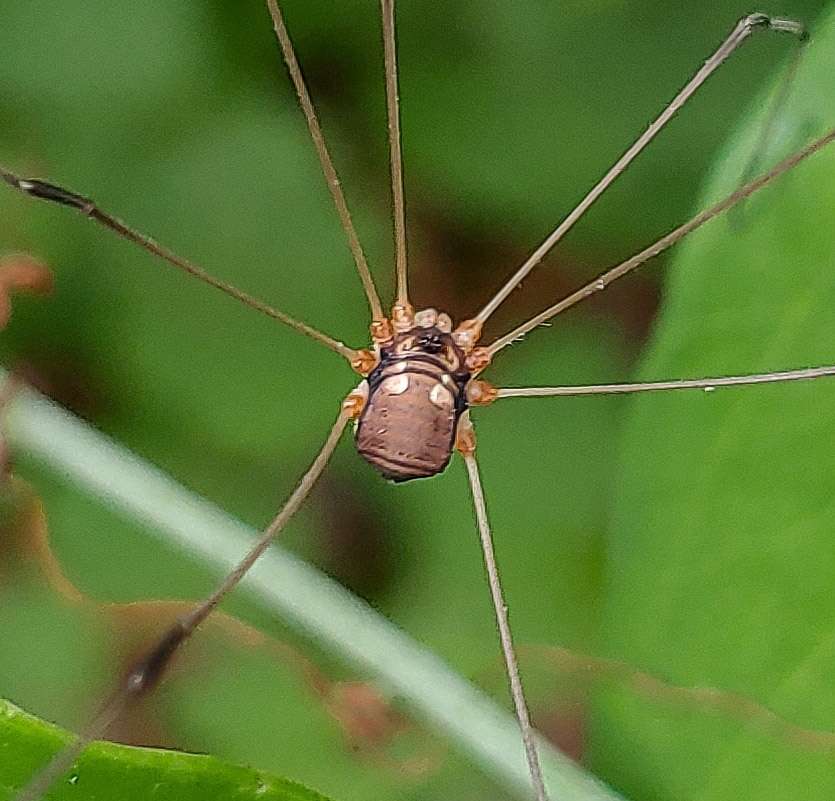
125, 619, 189, 698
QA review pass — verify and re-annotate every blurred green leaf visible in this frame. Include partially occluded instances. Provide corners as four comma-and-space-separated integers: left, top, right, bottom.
591, 5, 835, 801
0, 698, 333, 801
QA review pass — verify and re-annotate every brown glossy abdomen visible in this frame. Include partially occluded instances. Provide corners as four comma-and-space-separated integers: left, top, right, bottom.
356, 369, 462, 481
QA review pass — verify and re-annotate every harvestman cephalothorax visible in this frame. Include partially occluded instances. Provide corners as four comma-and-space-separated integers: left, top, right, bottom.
3, 1, 835, 799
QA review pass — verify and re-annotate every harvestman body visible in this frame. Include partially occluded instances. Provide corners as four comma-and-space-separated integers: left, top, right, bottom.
3, 2, 835, 800
356, 314, 470, 481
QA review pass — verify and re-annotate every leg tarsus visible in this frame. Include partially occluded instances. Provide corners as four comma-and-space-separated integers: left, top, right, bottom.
745, 13, 806, 38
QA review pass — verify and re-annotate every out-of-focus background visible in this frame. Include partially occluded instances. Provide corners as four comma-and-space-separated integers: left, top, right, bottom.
1, 1, 835, 800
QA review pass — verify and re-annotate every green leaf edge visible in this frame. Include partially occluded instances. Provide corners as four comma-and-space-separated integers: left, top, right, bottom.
0, 697, 331, 801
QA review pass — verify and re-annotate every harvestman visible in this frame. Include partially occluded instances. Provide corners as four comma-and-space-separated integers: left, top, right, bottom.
3, 2, 835, 800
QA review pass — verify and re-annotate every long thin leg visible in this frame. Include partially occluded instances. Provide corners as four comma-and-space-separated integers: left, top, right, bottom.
380, 0, 410, 309
485, 126, 835, 359
265, 0, 384, 324
0, 168, 357, 362
458, 417, 549, 801
12, 407, 351, 801
492, 364, 835, 399
473, 14, 806, 328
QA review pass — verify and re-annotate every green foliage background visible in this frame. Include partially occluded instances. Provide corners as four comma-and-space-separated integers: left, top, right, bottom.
1, 1, 834, 800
